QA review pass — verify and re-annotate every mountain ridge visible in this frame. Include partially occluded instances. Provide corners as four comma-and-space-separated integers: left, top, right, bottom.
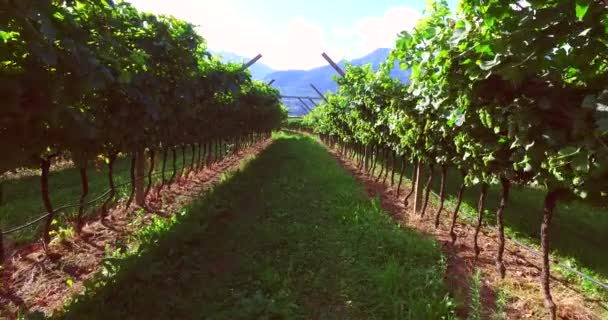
210, 48, 411, 116
210, 50, 274, 80
264, 48, 410, 115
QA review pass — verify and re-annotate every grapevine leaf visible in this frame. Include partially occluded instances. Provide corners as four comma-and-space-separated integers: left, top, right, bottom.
575, 0, 590, 21
0, 30, 14, 43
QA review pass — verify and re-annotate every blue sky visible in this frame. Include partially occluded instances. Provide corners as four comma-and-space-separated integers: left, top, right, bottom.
126, 0, 457, 70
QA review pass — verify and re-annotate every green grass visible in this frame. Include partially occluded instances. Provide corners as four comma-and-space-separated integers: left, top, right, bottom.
467, 271, 482, 320
56, 132, 455, 319
284, 118, 308, 131
0, 146, 211, 244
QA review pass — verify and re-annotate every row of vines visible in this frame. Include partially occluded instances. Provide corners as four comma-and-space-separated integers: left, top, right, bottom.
0, 0, 286, 256
304, 0, 608, 318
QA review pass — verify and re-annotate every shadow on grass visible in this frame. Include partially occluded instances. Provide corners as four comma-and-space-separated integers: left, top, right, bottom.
56, 133, 455, 320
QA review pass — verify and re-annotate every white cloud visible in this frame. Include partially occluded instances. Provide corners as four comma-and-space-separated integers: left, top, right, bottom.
349, 7, 421, 55
261, 17, 345, 70
125, 0, 341, 70
123, 1, 419, 70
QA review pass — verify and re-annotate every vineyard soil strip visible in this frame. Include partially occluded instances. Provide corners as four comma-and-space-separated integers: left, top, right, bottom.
426, 189, 608, 292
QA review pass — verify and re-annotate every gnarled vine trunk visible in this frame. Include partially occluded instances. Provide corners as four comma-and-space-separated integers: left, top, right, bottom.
450, 181, 466, 244
541, 189, 567, 320
145, 149, 155, 199
214, 140, 219, 163
180, 144, 186, 178
196, 142, 202, 170
434, 165, 448, 228
397, 158, 406, 196
382, 148, 390, 184
190, 143, 196, 174
76, 165, 89, 231
390, 151, 396, 186
159, 148, 168, 192
101, 152, 117, 217
404, 162, 417, 207
420, 164, 434, 218
126, 152, 137, 208
205, 142, 211, 166
473, 183, 488, 258
363, 145, 368, 170
376, 147, 385, 181
41, 157, 55, 243
169, 147, 177, 186
496, 177, 511, 279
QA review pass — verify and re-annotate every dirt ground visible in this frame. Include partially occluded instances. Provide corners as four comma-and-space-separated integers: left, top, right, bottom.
0, 140, 271, 319
323, 143, 607, 320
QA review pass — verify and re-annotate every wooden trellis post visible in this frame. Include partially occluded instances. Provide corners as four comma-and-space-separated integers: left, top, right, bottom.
321, 52, 346, 77
241, 54, 263, 71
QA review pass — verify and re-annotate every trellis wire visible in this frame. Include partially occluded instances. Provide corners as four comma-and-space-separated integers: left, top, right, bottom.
1, 171, 167, 235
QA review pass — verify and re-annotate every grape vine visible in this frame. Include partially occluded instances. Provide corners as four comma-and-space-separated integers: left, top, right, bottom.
1, 0, 286, 246
305, 1, 608, 318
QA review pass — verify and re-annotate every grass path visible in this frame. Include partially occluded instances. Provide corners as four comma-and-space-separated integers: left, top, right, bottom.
58, 132, 454, 319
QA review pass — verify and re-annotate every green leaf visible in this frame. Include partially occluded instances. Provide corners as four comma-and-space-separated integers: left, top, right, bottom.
575, 0, 590, 21
52, 11, 65, 21
475, 44, 494, 56
0, 30, 13, 43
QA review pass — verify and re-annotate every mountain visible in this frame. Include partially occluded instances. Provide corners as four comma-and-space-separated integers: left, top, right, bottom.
264, 48, 411, 116
211, 50, 274, 80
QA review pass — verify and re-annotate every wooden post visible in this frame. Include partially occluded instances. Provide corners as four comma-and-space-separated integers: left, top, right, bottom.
321, 52, 346, 77
241, 54, 262, 71
413, 161, 424, 214
135, 148, 146, 206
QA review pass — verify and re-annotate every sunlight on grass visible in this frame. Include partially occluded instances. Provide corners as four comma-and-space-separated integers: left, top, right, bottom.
56, 132, 456, 319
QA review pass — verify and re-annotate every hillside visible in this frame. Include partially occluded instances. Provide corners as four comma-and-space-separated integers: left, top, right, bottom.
265, 48, 411, 116
211, 50, 275, 80
209, 48, 411, 116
